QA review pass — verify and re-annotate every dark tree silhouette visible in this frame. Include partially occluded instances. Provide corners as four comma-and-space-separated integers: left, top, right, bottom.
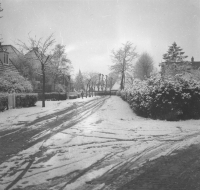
134, 52, 154, 80
163, 42, 188, 62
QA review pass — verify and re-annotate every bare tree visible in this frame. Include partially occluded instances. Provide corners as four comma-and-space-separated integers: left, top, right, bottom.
17, 34, 55, 107
134, 52, 154, 80
110, 41, 138, 90
82, 72, 99, 97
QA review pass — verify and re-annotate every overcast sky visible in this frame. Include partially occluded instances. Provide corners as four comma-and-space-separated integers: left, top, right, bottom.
1, 0, 200, 75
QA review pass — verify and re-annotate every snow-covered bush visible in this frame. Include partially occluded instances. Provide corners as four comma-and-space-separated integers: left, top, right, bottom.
116, 90, 121, 96
0, 71, 33, 93
123, 74, 200, 120
38, 92, 67, 101
0, 93, 37, 111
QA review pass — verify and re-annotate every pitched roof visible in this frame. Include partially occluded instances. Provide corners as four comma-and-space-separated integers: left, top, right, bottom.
0, 58, 20, 74
0, 44, 21, 74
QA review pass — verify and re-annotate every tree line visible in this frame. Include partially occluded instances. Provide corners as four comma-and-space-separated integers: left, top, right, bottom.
109, 41, 192, 90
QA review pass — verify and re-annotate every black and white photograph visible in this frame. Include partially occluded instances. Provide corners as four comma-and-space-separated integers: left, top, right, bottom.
0, 0, 200, 189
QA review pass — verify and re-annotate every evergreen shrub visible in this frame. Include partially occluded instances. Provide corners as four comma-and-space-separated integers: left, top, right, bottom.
0, 93, 37, 112
15, 94, 38, 107
0, 93, 8, 112
38, 92, 67, 101
0, 71, 33, 93
123, 75, 200, 120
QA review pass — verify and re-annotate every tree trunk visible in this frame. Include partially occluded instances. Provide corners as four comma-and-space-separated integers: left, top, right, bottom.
120, 72, 124, 90
123, 71, 125, 90
42, 64, 45, 107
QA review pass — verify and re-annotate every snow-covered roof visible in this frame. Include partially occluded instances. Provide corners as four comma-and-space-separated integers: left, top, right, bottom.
112, 82, 120, 90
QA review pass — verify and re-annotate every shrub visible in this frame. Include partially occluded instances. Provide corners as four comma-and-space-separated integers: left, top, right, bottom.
38, 92, 67, 101
116, 90, 121, 96
0, 71, 33, 93
124, 74, 200, 120
15, 94, 38, 107
0, 93, 37, 112
95, 91, 117, 96
0, 93, 8, 112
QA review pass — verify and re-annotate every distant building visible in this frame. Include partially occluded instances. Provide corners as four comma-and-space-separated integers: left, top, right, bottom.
112, 81, 120, 91
160, 57, 200, 78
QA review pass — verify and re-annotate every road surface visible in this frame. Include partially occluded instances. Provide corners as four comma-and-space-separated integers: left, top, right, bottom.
1, 96, 200, 190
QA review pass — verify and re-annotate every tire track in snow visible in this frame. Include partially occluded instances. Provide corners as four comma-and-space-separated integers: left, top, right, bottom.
2, 97, 108, 190
88, 131, 200, 190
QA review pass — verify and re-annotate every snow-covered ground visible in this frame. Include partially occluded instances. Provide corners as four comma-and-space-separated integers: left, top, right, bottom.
0, 96, 98, 131
1, 96, 200, 190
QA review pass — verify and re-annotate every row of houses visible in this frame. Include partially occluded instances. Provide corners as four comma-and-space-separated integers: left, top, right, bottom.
0, 43, 73, 93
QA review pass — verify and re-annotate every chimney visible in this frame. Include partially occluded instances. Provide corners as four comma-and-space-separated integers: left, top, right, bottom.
191, 57, 194, 63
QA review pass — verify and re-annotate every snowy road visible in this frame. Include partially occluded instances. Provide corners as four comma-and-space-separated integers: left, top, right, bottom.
1, 96, 200, 190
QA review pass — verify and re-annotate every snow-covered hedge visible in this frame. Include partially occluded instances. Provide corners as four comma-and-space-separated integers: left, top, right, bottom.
0, 93, 8, 112
38, 92, 67, 101
123, 75, 200, 120
0, 93, 37, 112
16, 94, 38, 107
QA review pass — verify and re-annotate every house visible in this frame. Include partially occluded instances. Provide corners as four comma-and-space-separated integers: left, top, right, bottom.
160, 57, 200, 78
0, 43, 21, 74
191, 57, 200, 70
25, 48, 71, 93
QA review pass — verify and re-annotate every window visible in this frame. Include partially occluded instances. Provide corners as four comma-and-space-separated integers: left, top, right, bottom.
3, 53, 9, 64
